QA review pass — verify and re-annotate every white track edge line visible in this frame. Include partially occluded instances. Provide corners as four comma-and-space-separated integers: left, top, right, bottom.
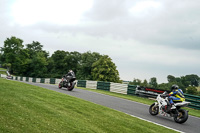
126, 113, 185, 133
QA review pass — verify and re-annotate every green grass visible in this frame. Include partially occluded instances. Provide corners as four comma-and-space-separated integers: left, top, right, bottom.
0, 68, 7, 70
197, 87, 200, 92
0, 68, 7, 75
77, 87, 200, 118
0, 78, 179, 133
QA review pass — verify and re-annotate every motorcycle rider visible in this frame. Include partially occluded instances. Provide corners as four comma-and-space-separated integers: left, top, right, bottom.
64, 70, 75, 85
167, 85, 185, 109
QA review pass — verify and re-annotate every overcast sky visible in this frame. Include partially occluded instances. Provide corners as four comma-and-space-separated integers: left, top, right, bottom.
0, 0, 200, 83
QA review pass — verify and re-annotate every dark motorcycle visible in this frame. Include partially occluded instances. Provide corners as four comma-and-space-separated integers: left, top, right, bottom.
58, 75, 76, 91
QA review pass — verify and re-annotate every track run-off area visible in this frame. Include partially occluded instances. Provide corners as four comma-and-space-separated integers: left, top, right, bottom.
23, 82, 200, 133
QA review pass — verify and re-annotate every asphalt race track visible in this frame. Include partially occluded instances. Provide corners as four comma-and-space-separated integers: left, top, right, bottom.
22, 82, 200, 133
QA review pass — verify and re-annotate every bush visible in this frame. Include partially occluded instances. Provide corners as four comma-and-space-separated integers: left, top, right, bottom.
186, 86, 198, 95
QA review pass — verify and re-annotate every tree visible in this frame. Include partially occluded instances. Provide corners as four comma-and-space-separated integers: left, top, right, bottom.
186, 86, 198, 95
129, 78, 142, 86
64, 51, 81, 75
167, 75, 176, 83
149, 77, 158, 88
141, 79, 149, 87
0, 48, 2, 66
26, 41, 49, 58
28, 52, 48, 77
91, 55, 120, 82
48, 50, 81, 78
49, 50, 67, 77
14, 49, 30, 75
180, 75, 200, 88
158, 83, 170, 91
2, 63, 11, 71
1, 36, 24, 74
77, 51, 102, 80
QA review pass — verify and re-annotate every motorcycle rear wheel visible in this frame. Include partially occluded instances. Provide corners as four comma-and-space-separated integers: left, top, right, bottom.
149, 103, 159, 116
174, 109, 188, 124
67, 82, 75, 91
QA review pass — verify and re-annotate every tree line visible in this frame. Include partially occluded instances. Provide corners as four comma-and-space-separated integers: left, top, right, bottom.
0, 36, 199, 95
0, 36, 120, 83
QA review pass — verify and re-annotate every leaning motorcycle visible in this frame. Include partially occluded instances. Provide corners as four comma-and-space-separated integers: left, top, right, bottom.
149, 91, 190, 124
58, 75, 76, 91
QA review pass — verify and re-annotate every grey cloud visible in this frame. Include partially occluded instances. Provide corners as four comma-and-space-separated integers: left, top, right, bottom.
29, 0, 200, 50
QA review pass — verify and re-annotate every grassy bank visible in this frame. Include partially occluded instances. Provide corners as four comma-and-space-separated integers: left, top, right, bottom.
0, 68, 7, 75
0, 78, 178, 133
77, 87, 200, 118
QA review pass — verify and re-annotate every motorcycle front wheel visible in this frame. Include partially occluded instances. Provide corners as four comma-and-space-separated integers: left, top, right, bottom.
174, 109, 188, 124
58, 82, 62, 89
149, 103, 159, 116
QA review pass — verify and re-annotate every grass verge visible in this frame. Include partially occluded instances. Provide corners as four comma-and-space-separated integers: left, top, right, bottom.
0, 68, 7, 75
77, 87, 200, 118
0, 78, 179, 133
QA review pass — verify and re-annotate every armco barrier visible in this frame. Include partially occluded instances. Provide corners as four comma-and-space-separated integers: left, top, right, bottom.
55, 79, 62, 84
32, 78, 36, 82
0, 74, 7, 78
50, 78, 56, 84
45, 78, 50, 84
77, 80, 86, 87
127, 85, 137, 95
36, 78, 40, 83
110, 82, 128, 94
29, 78, 32, 82
86, 80, 97, 89
97, 81, 110, 91
40, 78, 45, 83
185, 94, 200, 110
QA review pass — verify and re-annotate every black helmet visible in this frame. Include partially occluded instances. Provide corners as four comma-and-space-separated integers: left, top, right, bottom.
171, 84, 179, 91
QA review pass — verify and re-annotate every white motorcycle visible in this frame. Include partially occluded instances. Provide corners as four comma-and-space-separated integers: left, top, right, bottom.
149, 91, 190, 124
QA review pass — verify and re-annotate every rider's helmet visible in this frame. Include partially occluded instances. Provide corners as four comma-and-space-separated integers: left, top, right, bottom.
171, 84, 179, 91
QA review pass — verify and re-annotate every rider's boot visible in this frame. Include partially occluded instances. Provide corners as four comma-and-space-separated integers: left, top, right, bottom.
170, 104, 176, 109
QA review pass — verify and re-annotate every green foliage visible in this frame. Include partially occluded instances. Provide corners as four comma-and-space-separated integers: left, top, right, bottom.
49, 50, 67, 77
64, 51, 81, 75
48, 50, 82, 78
167, 75, 176, 83
26, 41, 49, 58
129, 78, 142, 86
141, 79, 149, 87
2, 63, 11, 71
149, 77, 158, 88
186, 86, 198, 95
1, 36, 24, 74
77, 51, 102, 80
91, 55, 120, 83
28, 52, 48, 77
